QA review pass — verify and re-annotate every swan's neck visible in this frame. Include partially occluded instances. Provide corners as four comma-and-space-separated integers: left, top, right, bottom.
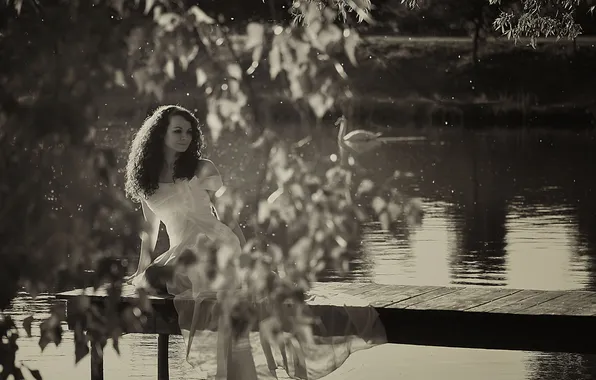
338, 119, 347, 142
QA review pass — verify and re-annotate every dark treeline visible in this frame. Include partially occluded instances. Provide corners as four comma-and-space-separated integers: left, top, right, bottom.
2, 0, 593, 36
190, 0, 596, 36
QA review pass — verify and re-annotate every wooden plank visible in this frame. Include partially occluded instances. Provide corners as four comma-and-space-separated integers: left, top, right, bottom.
488, 290, 568, 314
570, 294, 596, 316
56, 285, 173, 304
405, 287, 520, 311
367, 285, 441, 308
465, 289, 546, 312
55, 283, 596, 355
387, 286, 463, 308
342, 283, 386, 298
521, 291, 596, 316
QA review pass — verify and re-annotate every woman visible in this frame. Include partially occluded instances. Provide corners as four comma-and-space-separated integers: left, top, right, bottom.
124, 105, 387, 380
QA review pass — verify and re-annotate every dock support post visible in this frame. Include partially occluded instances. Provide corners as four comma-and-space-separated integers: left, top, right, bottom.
90, 343, 104, 380
158, 334, 170, 380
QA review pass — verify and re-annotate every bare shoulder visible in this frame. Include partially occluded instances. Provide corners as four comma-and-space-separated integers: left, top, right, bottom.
196, 158, 221, 178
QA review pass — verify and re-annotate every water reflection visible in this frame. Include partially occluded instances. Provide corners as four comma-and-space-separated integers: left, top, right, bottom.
528, 353, 596, 380
6, 127, 596, 380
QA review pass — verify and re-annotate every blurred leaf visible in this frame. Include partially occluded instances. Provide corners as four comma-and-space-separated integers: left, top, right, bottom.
39, 315, 64, 351
144, 0, 155, 14
206, 112, 224, 142
269, 43, 282, 79
308, 93, 334, 119
318, 25, 342, 49
188, 5, 215, 24
23, 315, 33, 337
227, 64, 243, 80
387, 202, 402, 221
245, 22, 265, 50
28, 368, 43, 380
343, 28, 361, 66
165, 59, 175, 79
379, 211, 391, 230
356, 179, 374, 196
156, 13, 181, 32
74, 322, 89, 363
371, 196, 386, 215
112, 334, 120, 355
196, 68, 208, 87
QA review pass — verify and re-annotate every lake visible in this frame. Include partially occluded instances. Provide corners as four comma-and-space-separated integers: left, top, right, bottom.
5, 126, 596, 379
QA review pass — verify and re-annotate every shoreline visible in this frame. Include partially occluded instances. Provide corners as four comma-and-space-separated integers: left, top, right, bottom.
96, 35, 596, 130
109, 92, 594, 130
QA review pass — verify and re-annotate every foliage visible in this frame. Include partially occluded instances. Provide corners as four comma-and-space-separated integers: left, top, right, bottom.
378, 0, 594, 44
0, 0, 420, 378
490, 0, 596, 45
1, 0, 589, 379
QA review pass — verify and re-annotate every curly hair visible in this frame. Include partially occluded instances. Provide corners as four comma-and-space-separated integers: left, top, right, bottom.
124, 105, 204, 203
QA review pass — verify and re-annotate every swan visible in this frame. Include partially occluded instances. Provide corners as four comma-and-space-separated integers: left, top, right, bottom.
336, 116, 426, 155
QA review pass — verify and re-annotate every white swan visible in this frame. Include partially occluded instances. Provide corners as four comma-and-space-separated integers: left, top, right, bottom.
336, 116, 426, 155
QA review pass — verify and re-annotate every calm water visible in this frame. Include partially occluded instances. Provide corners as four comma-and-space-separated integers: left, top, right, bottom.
6, 127, 596, 379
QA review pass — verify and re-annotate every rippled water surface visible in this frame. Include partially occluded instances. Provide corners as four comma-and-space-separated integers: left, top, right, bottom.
7, 128, 596, 379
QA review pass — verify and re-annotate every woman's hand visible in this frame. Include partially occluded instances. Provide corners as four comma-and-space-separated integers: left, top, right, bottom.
124, 270, 142, 285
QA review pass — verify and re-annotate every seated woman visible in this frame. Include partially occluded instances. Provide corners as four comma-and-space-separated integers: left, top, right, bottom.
123, 104, 387, 380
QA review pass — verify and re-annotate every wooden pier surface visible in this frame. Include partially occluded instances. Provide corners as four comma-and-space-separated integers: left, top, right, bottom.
57, 282, 596, 354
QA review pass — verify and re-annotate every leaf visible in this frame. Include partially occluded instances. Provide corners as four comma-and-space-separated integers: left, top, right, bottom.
371, 196, 386, 215
110, 0, 125, 15
343, 29, 361, 66
23, 315, 34, 337
379, 211, 391, 230
164, 59, 175, 79
333, 62, 348, 80
318, 25, 342, 50
13, 0, 23, 15
292, 40, 311, 64
112, 334, 120, 355
12, 367, 25, 380
388, 200, 403, 221
218, 99, 239, 118
188, 5, 215, 24
356, 179, 374, 196
74, 323, 89, 363
114, 70, 127, 87
196, 68, 208, 86
227, 63, 243, 80
308, 93, 333, 119
346, 0, 375, 24
269, 43, 282, 79
289, 237, 312, 259
156, 13, 181, 32
144, 0, 155, 15
206, 112, 223, 142
245, 22, 265, 50
132, 69, 149, 93
38, 312, 64, 351
28, 369, 43, 380
250, 46, 263, 67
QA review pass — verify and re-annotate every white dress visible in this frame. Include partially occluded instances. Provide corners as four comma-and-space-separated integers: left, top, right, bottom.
133, 173, 387, 380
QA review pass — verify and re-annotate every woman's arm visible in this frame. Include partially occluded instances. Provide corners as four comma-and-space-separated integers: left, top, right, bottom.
199, 159, 247, 248
136, 199, 161, 273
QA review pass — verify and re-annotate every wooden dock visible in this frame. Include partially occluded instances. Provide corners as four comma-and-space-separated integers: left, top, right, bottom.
56, 282, 596, 380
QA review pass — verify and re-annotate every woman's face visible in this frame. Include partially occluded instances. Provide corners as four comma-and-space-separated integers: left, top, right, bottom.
163, 114, 193, 153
